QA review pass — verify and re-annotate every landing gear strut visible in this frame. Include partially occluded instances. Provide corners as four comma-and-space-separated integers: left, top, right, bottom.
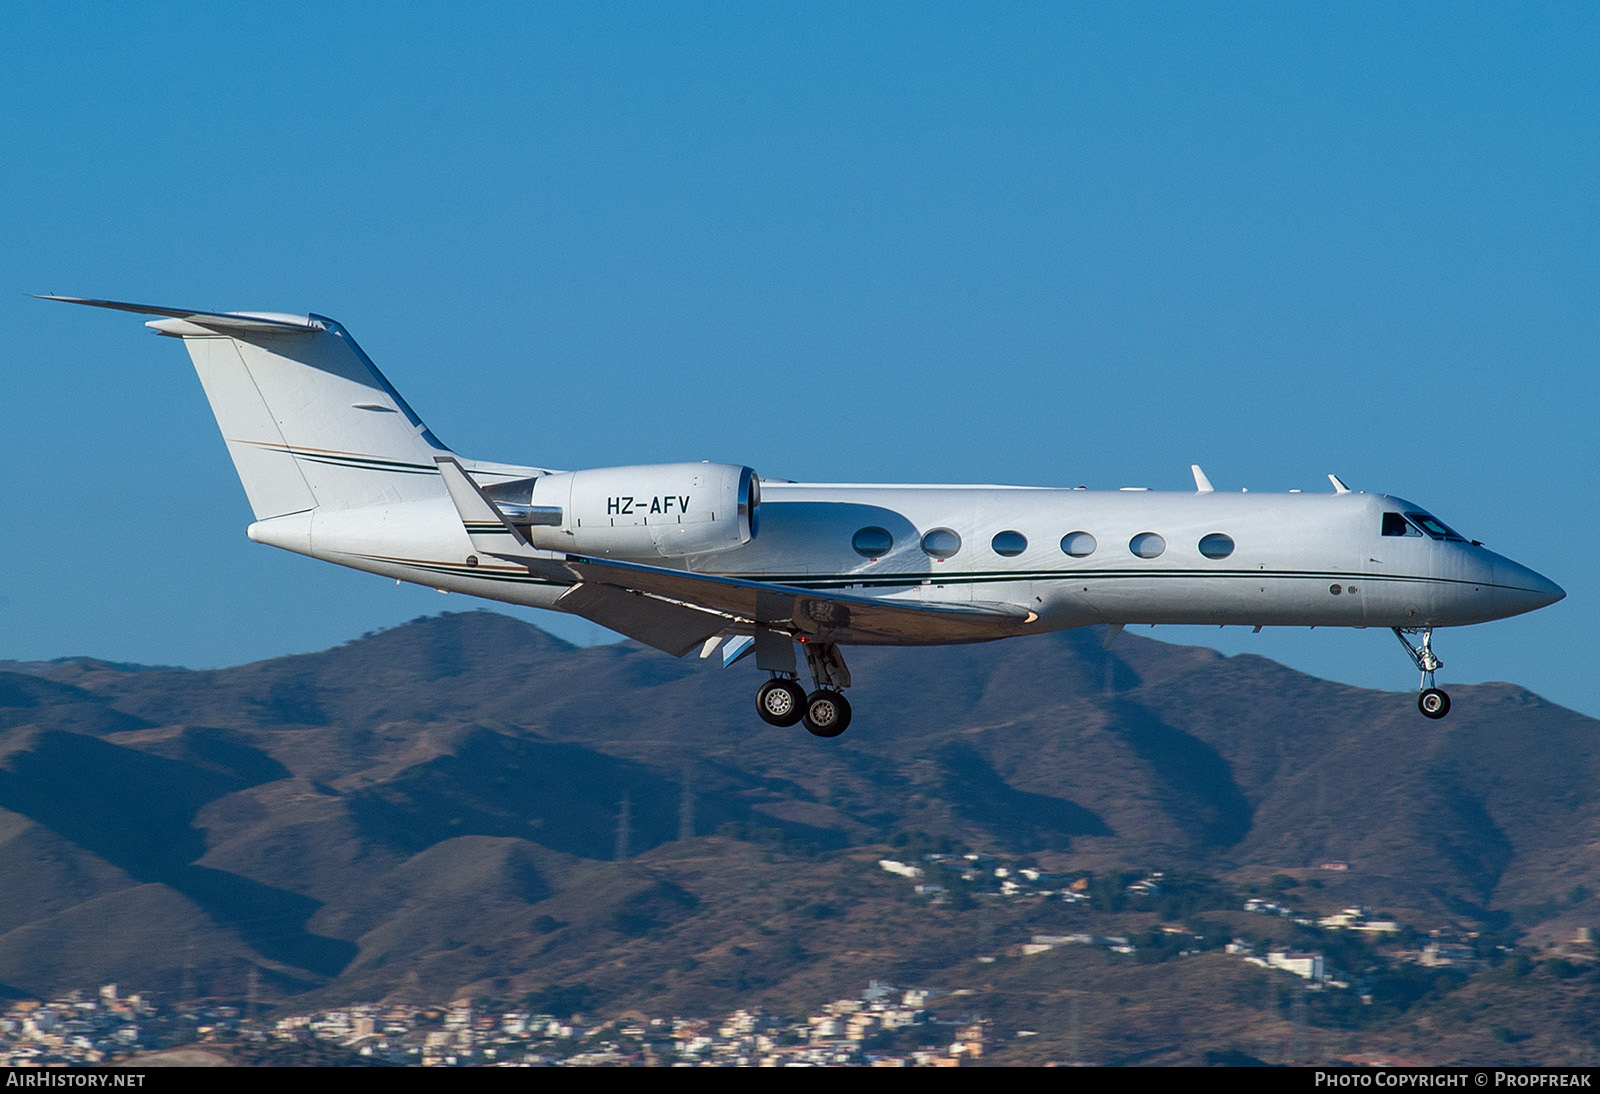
753, 639, 854, 736
799, 641, 852, 737
1393, 627, 1450, 719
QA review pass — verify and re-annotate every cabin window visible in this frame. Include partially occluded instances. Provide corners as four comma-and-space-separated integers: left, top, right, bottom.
1061, 531, 1097, 557
1405, 512, 1466, 542
1198, 533, 1234, 560
1129, 532, 1166, 559
1382, 512, 1421, 537
921, 528, 962, 559
851, 527, 894, 558
991, 530, 1027, 557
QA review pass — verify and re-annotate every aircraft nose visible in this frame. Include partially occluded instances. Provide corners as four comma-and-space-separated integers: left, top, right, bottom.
1492, 557, 1566, 618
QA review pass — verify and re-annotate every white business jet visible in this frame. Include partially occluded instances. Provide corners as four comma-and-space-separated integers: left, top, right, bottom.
44, 296, 1565, 737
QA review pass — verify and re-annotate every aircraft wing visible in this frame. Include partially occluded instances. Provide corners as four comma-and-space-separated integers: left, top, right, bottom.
556, 555, 1035, 645
433, 457, 1033, 653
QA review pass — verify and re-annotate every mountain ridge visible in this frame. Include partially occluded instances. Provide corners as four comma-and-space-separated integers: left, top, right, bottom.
0, 609, 1593, 1018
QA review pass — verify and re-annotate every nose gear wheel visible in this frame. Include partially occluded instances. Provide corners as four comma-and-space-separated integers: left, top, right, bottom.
1418, 688, 1451, 719
1394, 627, 1450, 720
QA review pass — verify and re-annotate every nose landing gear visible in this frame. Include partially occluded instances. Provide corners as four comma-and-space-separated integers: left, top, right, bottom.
1393, 627, 1450, 719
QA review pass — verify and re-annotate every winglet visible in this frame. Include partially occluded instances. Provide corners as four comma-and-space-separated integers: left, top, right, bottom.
1191, 465, 1215, 493
1328, 474, 1352, 494
721, 635, 755, 667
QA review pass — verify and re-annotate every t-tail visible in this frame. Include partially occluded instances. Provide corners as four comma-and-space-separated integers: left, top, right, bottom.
40, 296, 460, 519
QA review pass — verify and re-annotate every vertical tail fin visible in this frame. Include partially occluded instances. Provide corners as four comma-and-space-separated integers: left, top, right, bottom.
41, 297, 453, 519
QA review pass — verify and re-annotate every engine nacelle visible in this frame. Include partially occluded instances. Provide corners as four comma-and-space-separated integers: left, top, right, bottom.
501, 462, 759, 558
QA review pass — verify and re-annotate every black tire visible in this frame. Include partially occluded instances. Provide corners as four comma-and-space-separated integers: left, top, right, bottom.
1418, 688, 1451, 719
756, 679, 806, 727
802, 690, 852, 737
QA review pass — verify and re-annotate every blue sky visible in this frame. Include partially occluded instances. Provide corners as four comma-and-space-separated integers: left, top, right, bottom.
3, 3, 1596, 714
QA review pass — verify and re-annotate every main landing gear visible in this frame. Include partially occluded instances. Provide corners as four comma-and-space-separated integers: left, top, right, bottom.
755, 640, 853, 737
1393, 627, 1450, 719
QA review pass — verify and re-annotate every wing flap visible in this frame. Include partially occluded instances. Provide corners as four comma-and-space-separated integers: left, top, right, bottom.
554, 583, 726, 657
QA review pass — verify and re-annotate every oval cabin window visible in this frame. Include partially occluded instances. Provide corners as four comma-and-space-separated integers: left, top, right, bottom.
1061, 531, 1097, 558
1198, 533, 1235, 560
1129, 532, 1166, 559
921, 528, 962, 558
852, 527, 894, 558
991, 530, 1027, 557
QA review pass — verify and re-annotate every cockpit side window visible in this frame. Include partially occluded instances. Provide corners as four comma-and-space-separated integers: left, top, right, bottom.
1404, 512, 1466, 542
1382, 512, 1421, 537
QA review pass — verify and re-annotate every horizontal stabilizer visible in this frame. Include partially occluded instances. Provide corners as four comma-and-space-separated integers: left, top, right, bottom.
36, 295, 319, 334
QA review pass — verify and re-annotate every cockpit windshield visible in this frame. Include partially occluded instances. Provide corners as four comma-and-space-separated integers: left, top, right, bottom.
1382, 512, 1420, 537
1382, 510, 1467, 542
1404, 512, 1466, 542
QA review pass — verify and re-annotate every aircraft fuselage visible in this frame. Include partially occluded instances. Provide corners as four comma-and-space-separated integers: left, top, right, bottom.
270, 482, 1561, 644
